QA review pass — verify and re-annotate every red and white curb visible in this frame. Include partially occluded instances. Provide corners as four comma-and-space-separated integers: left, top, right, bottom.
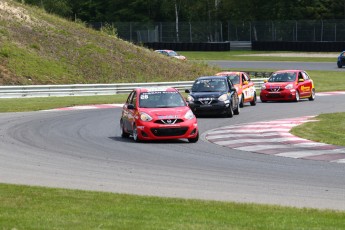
317, 91, 345, 97
205, 116, 345, 164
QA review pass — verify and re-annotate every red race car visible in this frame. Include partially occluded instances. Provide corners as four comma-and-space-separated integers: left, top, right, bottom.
120, 87, 199, 142
260, 70, 316, 102
215, 71, 256, 107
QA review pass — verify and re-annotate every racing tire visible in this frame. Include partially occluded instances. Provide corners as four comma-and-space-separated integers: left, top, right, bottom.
120, 119, 129, 138
250, 92, 257, 106
233, 102, 240, 115
132, 124, 141, 142
239, 94, 244, 108
337, 62, 342, 68
295, 91, 300, 102
225, 103, 234, 118
309, 88, 316, 101
260, 97, 267, 103
188, 132, 199, 143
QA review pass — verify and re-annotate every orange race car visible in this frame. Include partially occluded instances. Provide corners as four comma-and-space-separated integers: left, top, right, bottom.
215, 71, 256, 107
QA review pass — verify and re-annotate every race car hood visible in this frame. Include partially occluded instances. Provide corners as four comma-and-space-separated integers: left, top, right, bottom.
139, 107, 190, 119
264, 82, 291, 89
190, 91, 226, 100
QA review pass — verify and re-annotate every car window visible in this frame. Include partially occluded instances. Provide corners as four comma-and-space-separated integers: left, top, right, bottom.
192, 79, 228, 92
126, 91, 134, 104
227, 75, 240, 84
131, 91, 137, 108
168, 51, 178, 56
139, 91, 185, 108
269, 72, 296, 82
243, 73, 250, 82
302, 72, 310, 80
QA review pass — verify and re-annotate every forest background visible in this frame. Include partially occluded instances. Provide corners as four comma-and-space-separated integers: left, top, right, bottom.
17, 0, 345, 23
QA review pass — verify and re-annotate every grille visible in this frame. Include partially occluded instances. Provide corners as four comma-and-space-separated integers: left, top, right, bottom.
150, 127, 188, 136
154, 119, 184, 125
268, 87, 282, 92
194, 100, 217, 105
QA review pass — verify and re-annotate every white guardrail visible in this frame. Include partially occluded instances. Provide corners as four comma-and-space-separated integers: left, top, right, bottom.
0, 79, 266, 98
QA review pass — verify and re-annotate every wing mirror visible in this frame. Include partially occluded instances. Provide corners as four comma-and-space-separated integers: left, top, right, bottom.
127, 104, 135, 109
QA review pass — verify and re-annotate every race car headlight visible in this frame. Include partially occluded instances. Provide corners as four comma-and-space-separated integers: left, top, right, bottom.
218, 94, 228, 102
285, 84, 293, 89
184, 110, 195, 120
261, 84, 266, 90
140, 112, 152, 122
186, 95, 194, 102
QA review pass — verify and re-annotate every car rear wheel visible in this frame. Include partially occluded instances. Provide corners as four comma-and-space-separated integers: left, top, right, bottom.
250, 92, 257, 106
120, 119, 129, 138
337, 62, 342, 68
188, 132, 199, 143
309, 88, 316, 101
295, 91, 300, 102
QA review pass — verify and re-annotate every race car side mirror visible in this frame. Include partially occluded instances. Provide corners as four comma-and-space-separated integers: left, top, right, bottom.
127, 104, 135, 110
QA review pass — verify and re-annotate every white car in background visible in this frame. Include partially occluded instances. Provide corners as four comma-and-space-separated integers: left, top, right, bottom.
154, 49, 187, 60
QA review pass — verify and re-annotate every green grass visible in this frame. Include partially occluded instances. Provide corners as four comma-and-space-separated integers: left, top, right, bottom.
0, 0, 218, 85
291, 113, 345, 146
1, 183, 344, 229
181, 51, 338, 62
0, 95, 127, 112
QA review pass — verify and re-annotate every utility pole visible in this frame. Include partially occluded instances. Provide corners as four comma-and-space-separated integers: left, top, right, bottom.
174, 0, 179, 42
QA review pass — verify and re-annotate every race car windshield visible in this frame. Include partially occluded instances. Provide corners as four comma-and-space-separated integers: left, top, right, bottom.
139, 91, 186, 108
268, 73, 296, 82
191, 79, 227, 92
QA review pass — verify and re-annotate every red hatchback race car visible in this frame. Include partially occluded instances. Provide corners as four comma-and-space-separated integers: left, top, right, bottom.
260, 70, 316, 102
120, 87, 199, 142
215, 71, 256, 107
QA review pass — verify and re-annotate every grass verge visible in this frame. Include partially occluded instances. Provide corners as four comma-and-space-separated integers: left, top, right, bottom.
181, 51, 338, 62
1, 183, 345, 229
291, 113, 345, 146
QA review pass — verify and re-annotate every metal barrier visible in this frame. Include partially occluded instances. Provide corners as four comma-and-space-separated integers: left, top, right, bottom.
0, 79, 266, 98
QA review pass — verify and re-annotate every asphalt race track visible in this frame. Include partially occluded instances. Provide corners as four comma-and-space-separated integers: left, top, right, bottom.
1, 91, 345, 211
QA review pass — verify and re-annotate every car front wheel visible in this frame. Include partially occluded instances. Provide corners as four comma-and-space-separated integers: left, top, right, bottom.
132, 124, 141, 142
295, 91, 300, 102
120, 119, 129, 138
226, 103, 234, 118
188, 132, 199, 143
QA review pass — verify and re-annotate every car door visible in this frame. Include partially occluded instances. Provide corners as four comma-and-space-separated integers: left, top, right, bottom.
298, 71, 313, 97
123, 91, 137, 132
241, 72, 255, 102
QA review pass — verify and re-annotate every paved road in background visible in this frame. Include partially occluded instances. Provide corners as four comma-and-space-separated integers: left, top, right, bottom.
208, 61, 343, 71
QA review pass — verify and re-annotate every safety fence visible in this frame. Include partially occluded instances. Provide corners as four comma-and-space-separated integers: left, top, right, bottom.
91, 20, 345, 43
0, 79, 266, 98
